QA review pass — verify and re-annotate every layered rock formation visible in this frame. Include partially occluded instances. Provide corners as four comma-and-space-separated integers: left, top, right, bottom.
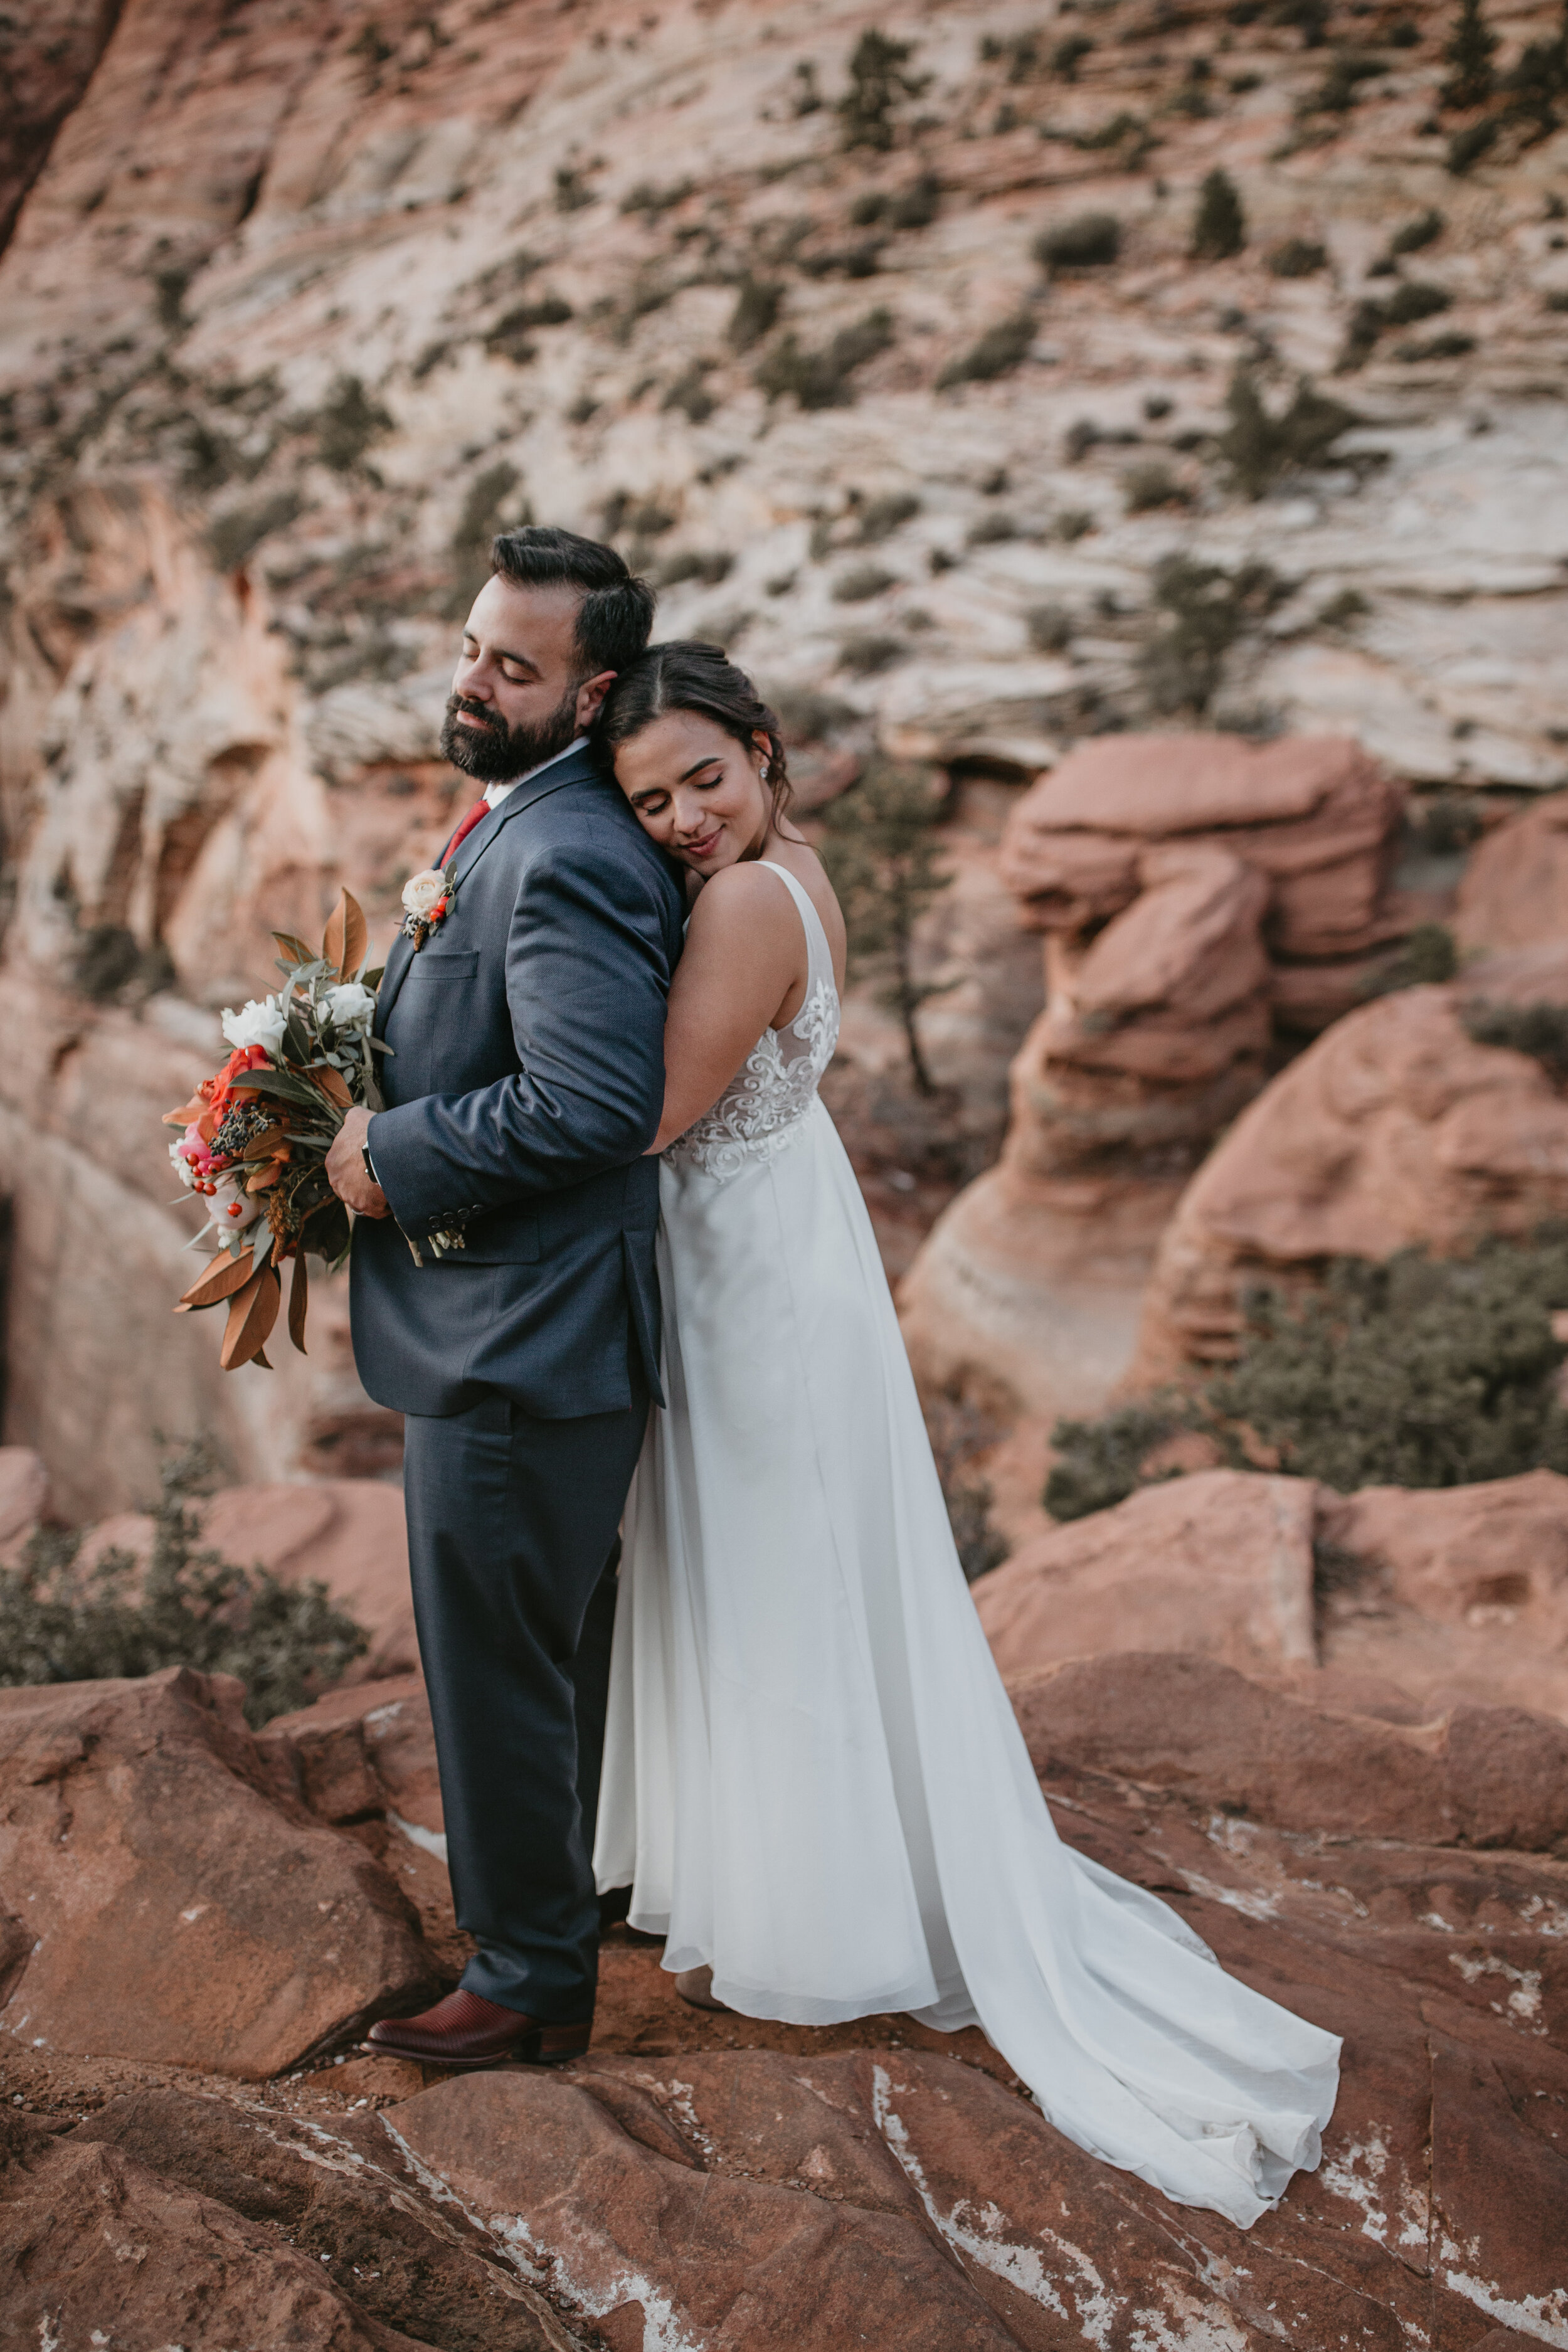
4, 0, 1568, 1502
4, 1650, 1567, 2346
899, 733, 1408, 1416
1457, 793, 1568, 956
1132, 941, 1568, 1382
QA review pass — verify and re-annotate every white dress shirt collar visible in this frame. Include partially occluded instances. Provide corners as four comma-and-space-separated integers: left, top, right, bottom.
483, 736, 590, 810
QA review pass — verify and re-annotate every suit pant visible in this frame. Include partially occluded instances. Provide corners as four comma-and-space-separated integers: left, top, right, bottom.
401, 1375, 649, 2020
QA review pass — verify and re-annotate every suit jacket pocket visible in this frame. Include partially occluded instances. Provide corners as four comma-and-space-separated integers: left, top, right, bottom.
407, 950, 480, 980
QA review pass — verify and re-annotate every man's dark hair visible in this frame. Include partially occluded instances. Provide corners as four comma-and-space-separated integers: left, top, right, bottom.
489, 524, 655, 676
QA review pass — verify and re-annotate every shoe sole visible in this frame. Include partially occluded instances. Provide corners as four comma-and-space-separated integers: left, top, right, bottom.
361, 2023, 592, 2070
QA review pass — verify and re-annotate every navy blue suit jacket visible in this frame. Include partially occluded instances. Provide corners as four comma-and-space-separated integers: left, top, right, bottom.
350, 744, 686, 1421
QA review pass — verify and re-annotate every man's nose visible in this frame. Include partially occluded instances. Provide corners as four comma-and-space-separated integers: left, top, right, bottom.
453, 652, 494, 700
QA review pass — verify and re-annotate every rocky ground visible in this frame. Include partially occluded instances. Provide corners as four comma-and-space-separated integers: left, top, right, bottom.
2, 1650, 1565, 2349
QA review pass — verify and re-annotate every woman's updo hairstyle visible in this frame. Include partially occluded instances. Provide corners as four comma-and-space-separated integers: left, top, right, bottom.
595, 640, 792, 820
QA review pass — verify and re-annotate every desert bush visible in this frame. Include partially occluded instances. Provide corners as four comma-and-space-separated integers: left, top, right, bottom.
314, 374, 393, 473
938, 312, 1037, 388
856, 491, 921, 542
1383, 280, 1452, 324
1267, 236, 1328, 277
1217, 365, 1357, 497
554, 162, 598, 213
484, 292, 572, 364
1026, 603, 1074, 653
1045, 1397, 1194, 1522
621, 177, 694, 216
926, 1397, 1010, 1581
661, 363, 715, 423
1052, 33, 1094, 79
1446, 118, 1499, 172
1301, 49, 1386, 114
1462, 998, 1568, 1082
770, 684, 859, 739
1390, 207, 1446, 255
602, 491, 676, 541
1064, 418, 1101, 462
0, 1444, 368, 1726
833, 561, 897, 602
967, 512, 1017, 544
1316, 586, 1370, 628
889, 172, 942, 230
754, 308, 894, 408
1441, 0, 1498, 109
728, 275, 783, 352
1394, 331, 1475, 361
821, 763, 953, 1093
447, 459, 528, 615
1190, 168, 1246, 260
1410, 790, 1483, 856
1543, 289, 1568, 312
1138, 553, 1285, 715
657, 548, 733, 587
1056, 509, 1095, 541
1046, 1234, 1568, 1516
1502, 31, 1568, 140
838, 30, 927, 151
1121, 460, 1194, 513
1359, 921, 1459, 999
208, 492, 304, 573
837, 632, 907, 675
1034, 211, 1121, 270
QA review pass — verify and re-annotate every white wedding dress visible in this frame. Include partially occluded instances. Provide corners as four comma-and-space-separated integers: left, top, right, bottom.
594, 861, 1339, 2229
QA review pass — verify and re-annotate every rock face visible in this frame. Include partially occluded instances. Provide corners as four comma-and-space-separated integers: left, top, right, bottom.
0, 1668, 432, 2077
1131, 943, 1568, 1385
1456, 795, 1568, 956
899, 734, 1407, 1419
973, 1463, 1568, 1727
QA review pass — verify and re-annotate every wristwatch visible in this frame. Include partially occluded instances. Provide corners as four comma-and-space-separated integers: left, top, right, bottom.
361, 1141, 378, 1189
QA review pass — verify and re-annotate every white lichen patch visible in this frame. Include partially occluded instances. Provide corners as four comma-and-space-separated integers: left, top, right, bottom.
1446, 1951, 1545, 2032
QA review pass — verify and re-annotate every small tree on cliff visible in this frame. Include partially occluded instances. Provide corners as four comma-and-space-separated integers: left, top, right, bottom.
1441, 0, 1498, 109
837, 31, 928, 151
1190, 167, 1247, 260
820, 763, 953, 1096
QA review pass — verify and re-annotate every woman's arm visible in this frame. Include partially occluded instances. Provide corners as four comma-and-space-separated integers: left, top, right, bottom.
648, 864, 807, 1153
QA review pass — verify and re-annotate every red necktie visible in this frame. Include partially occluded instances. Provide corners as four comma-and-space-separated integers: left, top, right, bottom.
437, 797, 490, 867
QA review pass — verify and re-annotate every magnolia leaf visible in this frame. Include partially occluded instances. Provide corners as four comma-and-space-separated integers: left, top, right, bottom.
362, 965, 385, 990
273, 931, 316, 967
288, 1251, 310, 1354
252, 1224, 274, 1277
240, 1069, 325, 1111
313, 1065, 352, 1110
178, 1252, 258, 1312
322, 889, 369, 983
220, 1265, 281, 1369
246, 1162, 284, 1192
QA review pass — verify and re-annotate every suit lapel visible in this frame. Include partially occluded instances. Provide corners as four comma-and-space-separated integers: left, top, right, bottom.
373, 745, 601, 1031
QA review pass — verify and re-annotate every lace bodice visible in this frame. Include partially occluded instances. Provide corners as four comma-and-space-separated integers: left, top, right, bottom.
665, 862, 840, 1182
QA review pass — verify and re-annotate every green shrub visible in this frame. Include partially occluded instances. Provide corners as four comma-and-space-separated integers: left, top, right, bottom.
1044, 1234, 1568, 1515
314, 374, 393, 473
837, 30, 927, 151
1317, 586, 1370, 628
1137, 553, 1285, 715
657, 548, 733, 587
889, 172, 942, 230
1045, 1398, 1194, 1522
447, 460, 527, 615
838, 632, 907, 675
1121, 460, 1193, 513
661, 362, 714, 422
1051, 33, 1094, 79
1217, 366, 1357, 496
1267, 236, 1328, 277
1034, 211, 1121, 269
754, 308, 894, 408
1394, 331, 1475, 361
857, 491, 921, 542
1026, 603, 1074, 653
821, 762, 954, 1093
1359, 921, 1459, 998
208, 492, 304, 573
967, 511, 1017, 544
1301, 50, 1386, 113
1389, 207, 1445, 255
938, 311, 1037, 388
1446, 117, 1499, 172
620, 177, 694, 216
554, 162, 598, 212
1190, 168, 1246, 260
1440, 0, 1497, 109
832, 561, 896, 601
728, 275, 783, 351
0, 1446, 368, 1727
1383, 280, 1452, 324
1462, 998, 1568, 1082
1056, 509, 1094, 541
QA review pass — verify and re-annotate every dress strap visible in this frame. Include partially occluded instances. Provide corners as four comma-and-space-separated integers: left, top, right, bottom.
758, 861, 834, 995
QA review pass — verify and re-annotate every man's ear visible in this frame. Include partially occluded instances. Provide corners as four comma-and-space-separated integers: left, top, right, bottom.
575, 669, 617, 730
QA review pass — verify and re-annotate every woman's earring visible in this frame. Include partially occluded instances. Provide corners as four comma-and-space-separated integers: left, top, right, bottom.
760, 761, 771, 781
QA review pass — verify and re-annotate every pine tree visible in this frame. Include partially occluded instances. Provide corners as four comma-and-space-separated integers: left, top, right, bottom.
820, 764, 953, 1095
1189, 167, 1246, 261
1441, 0, 1498, 109
837, 31, 927, 152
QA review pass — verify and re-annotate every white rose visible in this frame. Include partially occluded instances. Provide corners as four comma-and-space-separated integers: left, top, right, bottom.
325, 980, 377, 1029
221, 997, 288, 1055
169, 1138, 196, 1189
401, 868, 447, 919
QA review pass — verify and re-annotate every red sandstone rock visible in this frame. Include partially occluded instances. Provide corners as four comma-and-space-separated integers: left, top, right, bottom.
973, 1468, 1318, 1680
0, 1453, 45, 1549
1456, 795, 1568, 955
1131, 946, 1568, 1386
0, 1668, 432, 2077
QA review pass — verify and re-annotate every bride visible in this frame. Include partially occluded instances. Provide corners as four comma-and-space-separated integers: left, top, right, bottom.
589, 640, 1339, 2230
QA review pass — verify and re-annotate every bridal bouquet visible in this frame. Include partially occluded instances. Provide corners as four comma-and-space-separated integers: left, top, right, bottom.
164, 892, 383, 1370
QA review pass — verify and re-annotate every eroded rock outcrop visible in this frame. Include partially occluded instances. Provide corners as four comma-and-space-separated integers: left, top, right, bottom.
1456, 793, 1568, 956
1131, 943, 1568, 1385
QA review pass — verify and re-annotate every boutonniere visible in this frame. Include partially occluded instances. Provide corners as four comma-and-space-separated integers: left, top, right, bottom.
401, 861, 457, 950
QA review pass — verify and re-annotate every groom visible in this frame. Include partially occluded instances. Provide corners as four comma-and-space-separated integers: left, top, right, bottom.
325, 524, 682, 2067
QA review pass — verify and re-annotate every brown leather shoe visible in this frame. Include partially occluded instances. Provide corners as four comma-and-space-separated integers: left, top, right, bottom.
365, 1989, 591, 2070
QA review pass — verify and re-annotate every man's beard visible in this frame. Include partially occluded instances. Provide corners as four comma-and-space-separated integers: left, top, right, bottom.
439, 687, 580, 783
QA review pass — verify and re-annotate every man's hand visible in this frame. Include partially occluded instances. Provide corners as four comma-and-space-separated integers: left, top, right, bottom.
326, 1106, 391, 1218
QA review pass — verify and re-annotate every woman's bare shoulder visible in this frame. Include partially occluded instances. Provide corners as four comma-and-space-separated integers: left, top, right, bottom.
686, 860, 806, 935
